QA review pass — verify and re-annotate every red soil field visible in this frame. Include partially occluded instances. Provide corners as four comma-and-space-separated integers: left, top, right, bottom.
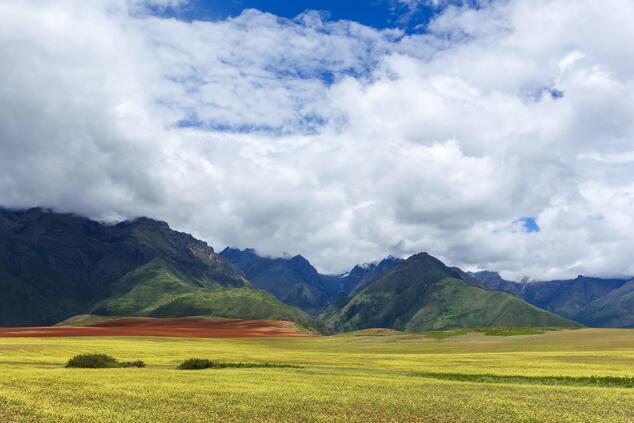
0, 317, 314, 338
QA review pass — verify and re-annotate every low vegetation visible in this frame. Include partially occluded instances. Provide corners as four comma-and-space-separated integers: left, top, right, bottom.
66, 354, 145, 369
421, 326, 571, 339
411, 371, 634, 388
474, 327, 567, 336
178, 358, 299, 370
119, 360, 146, 368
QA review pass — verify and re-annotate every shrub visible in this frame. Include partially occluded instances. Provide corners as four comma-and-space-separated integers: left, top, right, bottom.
66, 354, 119, 368
177, 358, 300, 370
119, 360, 146, 368
178, 358, 212, 370
66, 354, 145, 368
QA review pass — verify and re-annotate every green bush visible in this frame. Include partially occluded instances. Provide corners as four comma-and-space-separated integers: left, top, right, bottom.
178, 358, 213, 370
177, 358, 300, 370
119, 360, 146, 368
66, 354, 145, 369
66, 354, 119, 368
410, 371, 634, 388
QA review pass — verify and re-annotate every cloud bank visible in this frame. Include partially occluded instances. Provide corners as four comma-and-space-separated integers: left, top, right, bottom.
1, 0, 634, 280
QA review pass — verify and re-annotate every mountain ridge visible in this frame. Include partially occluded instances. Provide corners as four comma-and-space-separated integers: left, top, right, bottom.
0, 207, 321, 331
323, 253, 576, 332
574, 279, 634, 327
469, 271, 632, 326
1, 207, 630, 331
220, 247, 402, 314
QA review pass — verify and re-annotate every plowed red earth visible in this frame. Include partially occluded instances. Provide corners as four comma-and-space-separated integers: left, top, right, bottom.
0, 318, 313, 338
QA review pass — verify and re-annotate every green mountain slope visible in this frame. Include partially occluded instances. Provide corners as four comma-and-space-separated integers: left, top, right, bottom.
322, 253, 576, 332
149, 289, 318, 328
91, 259, 320, 330
0, 208, 321, 331
573, 279, 634, 327
470, 271, 629, 319
94, 259, 201, 316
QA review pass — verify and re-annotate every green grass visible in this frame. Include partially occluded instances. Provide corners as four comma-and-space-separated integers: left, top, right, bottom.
0, 328, 633, 422
421, 326, 569, 339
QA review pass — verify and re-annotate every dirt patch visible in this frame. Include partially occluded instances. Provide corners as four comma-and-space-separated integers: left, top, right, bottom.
0, 318, 314, 338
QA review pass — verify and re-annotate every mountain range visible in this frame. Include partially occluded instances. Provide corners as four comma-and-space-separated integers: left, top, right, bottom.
469, 271, 634, 328
219, 247, 402, 314
322, 253, 574, 331
0, 207, 631, 330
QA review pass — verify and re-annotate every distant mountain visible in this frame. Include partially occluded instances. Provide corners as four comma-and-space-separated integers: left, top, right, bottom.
469, 271, 630, 323
0, 208, 321, 331
219, 247, 333, 314
467, 271, 523, 295
574, 279, 634, 327
340, 256, 403, 294
220, 248, 402, 314
322, 253, 575, 332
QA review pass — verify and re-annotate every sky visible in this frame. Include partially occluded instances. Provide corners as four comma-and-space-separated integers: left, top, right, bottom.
1, 0, 634, 280
151, 0, 438, 31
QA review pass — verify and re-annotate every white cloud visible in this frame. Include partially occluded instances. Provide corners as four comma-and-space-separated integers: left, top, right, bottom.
1, 0, 634, 280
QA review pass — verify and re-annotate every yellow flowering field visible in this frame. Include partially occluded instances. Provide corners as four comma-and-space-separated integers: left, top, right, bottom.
0, 328, 633, 422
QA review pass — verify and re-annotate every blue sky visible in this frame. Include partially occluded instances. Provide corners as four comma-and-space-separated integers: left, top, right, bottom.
156, 0, 438, 31
517, 217, 540, 233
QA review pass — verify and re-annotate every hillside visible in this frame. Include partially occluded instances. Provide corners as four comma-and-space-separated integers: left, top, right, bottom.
573, 279, 634, 327
323, 253, 576, 332
0, 208, 320, 331
470, 271, 630, 322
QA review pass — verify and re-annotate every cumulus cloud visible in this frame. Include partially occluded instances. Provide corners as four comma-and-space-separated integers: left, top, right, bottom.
1, 0, 633, 280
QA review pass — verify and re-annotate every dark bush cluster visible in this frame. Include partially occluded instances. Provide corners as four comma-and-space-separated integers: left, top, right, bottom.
178, 358, 214, 370
119, 360, 146, 368
411, 371, 634, 388
66, 354, 145, 369
177, 358, 299, 370
66, 354, 297, 370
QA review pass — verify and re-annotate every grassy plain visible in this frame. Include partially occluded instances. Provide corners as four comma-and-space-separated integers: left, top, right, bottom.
0, 328, 633, 422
